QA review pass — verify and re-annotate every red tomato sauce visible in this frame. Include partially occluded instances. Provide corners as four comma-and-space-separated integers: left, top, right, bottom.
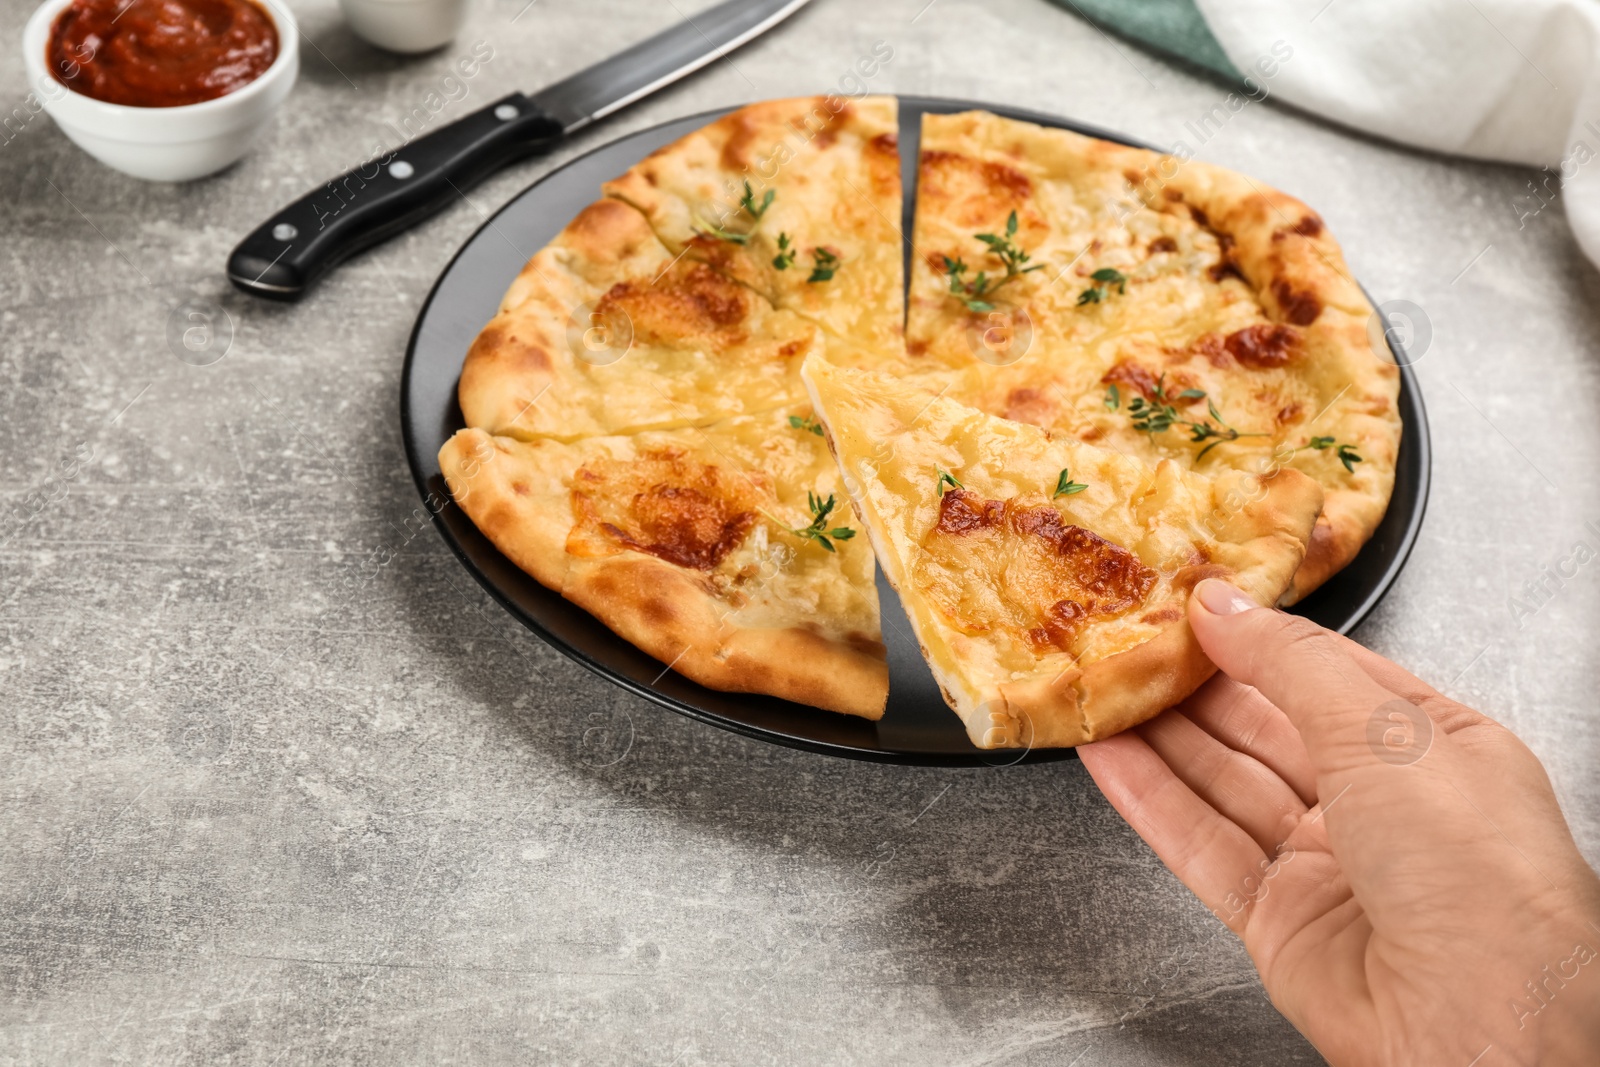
48, 0, 279, 109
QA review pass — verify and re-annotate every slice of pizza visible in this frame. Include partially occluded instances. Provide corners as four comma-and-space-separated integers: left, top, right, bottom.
438, 407, 888, 719
904, 110, 1400, 602
603, 95, 905, 354
802, 357, 1322, 748
458, 197, 823, 441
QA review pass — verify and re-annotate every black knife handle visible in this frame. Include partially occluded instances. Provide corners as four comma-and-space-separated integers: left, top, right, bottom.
227, 93, 563, 302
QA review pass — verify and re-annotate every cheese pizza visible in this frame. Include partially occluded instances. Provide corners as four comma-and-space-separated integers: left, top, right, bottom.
444, 96, 1401, 741
803, 358, 1322, 747
905, 111, 1401, 602
440, 410, 888, 719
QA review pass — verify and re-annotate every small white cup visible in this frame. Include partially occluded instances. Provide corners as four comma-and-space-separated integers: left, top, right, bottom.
339, 0, 469, 54
21, 0, 300, 182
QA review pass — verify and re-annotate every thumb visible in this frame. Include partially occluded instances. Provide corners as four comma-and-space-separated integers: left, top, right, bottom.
1188, 579, 1422, 778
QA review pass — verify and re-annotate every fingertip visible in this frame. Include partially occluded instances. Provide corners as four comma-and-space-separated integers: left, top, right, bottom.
1191, 578, 1261, 619
1076, 732, 1158, 813
1079, 728, 1148, 757
1187, 580, 1269, 672
1076, 733, 1131, 773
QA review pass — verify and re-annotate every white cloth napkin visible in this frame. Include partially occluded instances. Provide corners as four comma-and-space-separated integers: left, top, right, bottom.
1194, 0, 1600, 265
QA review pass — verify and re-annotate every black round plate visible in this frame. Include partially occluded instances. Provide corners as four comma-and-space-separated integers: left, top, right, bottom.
401, 95, 1431, 766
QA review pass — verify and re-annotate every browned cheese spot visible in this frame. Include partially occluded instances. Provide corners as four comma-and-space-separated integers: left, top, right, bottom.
1004, 387, 1055, 427
568, 449, 761, 571
927, 490, 1157, 652
1293, 214, 1324, 238
1100, 359, 1161, 400
1272, 277, 1323, 326
1224, 323, 1303, 368
919, 149, 1034, 228
597, 264, 749, 348
1208, 233, 1245, 283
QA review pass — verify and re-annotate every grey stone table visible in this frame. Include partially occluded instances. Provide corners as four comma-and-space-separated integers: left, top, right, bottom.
4, 0, 1598, 1063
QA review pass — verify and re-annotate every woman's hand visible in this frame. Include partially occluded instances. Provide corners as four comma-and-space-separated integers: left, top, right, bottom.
1078, 579, 1600, 1066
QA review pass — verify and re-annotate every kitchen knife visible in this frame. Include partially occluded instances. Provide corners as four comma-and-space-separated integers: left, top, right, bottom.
228, 0, 811, 302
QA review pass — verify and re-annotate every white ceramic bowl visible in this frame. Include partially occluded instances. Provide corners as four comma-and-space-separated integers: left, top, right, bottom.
21, 0, 299, 182
339, 0, 468, 54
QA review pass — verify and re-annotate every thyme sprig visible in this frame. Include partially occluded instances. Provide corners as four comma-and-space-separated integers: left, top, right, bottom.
936, 468, 964, 496
764, 491, 855, 552
1053, 469, 1088, 497
697, 223, 751, 245
808, 248, 840, 283
1077, 267, 1128, 306
772, 232, 797, 270
942, 211, 1044, 313
788, 412, 824, 436
1118, 375, 1269, 461
771, 236, 840, 283
740, 181, 774, 220
1290, 435, 1364, 472
696, 180, 774, 245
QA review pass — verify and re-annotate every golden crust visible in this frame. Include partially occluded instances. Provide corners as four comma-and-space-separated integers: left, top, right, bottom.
994, 622, 1214, 748
562, 555, 888, 719
905, 111, 1400, 603
439, 423, 887, 720
603, 96, 904, 352
803, 357, 1321, 748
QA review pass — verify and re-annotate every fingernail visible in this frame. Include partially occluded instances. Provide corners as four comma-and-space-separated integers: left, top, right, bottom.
1196, 579, 1258, 616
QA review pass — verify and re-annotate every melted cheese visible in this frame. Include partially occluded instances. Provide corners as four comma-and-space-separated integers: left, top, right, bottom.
805, 357, 1248, 685
602, 96, 905, 353
916, 490, 1158, 654
464, 252, 821, 441
444, 410, 884, 646
904, 111, 1358, 494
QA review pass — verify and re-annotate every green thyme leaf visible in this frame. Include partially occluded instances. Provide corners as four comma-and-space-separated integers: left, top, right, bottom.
936, 469, 963, 495
788, 413, 824, 436
1118, 373, 1267, 457
1105, 384, 1121, 410
772, 232, 796, 271
1289, 435, 1363, 471
1079, 266, 1130, 305
1053, 469, 1088, 497
696, 224, 750, 245
762, 491, 854, 551
740, 181, 774, 220
944, 212, 1041, 312
807, 248, 840, 284
1090, 267, 1128, 293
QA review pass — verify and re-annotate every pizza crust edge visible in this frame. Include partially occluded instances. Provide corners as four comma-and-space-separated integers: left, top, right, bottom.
439, 428, 889, 721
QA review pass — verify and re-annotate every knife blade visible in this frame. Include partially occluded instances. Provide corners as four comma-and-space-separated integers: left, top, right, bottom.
227, 0, 811, 302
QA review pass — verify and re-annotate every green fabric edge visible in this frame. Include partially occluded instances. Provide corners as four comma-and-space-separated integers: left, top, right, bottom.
1046, 0, 1243, 84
